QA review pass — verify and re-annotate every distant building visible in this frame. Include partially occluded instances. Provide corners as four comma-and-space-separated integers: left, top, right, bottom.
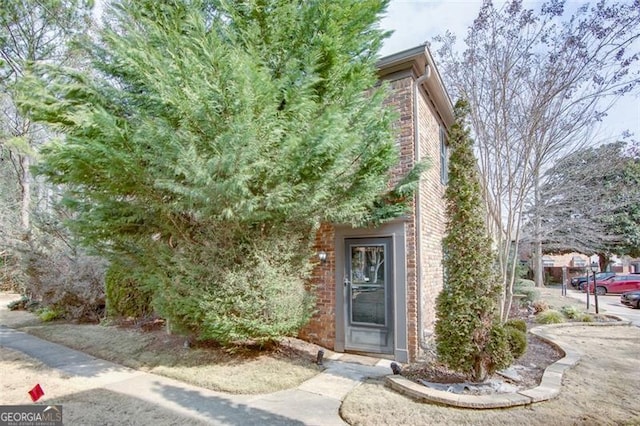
520, 251, 640, 284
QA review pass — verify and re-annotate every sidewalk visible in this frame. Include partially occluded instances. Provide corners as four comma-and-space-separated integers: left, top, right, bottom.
0, 297, 393, 425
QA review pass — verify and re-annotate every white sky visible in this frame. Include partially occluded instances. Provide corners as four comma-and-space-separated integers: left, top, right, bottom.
379, 0, 640, 144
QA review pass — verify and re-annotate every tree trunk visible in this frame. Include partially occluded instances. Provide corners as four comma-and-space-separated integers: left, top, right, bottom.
533, 173, 544, 287
20, 155, 31, 233
499, 282, 506, 322
598, 253, 608, 272
534, 240, 543, 287
502, 279, 513, 322
472, 356, 489, 382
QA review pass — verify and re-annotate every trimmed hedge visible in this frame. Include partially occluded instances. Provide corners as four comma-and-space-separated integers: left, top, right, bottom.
504, 323, 527, 359
505, 318, 527, 333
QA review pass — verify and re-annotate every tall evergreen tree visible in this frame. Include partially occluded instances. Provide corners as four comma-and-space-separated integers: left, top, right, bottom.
17, 0, 416, 344
435, 99, 511, 382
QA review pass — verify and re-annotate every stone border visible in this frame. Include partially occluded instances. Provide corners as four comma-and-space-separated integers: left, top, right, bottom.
385, 319, 632, 409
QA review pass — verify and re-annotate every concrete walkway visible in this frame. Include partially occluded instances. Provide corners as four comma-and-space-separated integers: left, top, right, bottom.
0, 325, 392, 425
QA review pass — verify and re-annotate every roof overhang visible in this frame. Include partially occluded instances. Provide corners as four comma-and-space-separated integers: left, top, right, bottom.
377, 44, 454, 127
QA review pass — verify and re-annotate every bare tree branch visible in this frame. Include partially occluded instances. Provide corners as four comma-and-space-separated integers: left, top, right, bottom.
434, 0, 640, 319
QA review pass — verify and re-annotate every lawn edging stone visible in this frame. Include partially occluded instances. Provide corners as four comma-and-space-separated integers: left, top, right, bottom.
385, 320, 631, 409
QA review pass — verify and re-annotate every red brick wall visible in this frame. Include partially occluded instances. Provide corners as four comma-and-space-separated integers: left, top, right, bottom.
387, 76, 420, 361
298, 223, 336, 349
300, 73, 447, 363
416, 87, 447, 344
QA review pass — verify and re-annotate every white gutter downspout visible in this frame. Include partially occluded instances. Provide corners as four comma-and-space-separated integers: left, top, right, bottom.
414, 63, 431, 352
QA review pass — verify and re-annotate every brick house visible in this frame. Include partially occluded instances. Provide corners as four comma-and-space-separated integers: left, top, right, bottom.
299, 44, 454, 363
527, 252, 640, 284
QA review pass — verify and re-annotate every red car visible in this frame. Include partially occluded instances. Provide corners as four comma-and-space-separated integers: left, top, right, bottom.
585, 275, 640, 295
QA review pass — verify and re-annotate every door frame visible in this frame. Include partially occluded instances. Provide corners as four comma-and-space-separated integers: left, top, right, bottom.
334, 220, 409, 362
344, 237, 394, 354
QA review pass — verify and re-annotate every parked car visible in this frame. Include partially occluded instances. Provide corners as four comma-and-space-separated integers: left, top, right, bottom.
573, 271, 616, 290
570, 276, 584, 287
621, 290, 640, 309
585, 275, 640, 295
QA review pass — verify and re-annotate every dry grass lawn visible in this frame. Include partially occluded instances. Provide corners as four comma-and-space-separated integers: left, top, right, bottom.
17, 322, 323, 394
0, 347, 209, 425
538, 286, 594, 312
0, 293, 322, 395
3, 288, 638, 425
341, 324, 640, 425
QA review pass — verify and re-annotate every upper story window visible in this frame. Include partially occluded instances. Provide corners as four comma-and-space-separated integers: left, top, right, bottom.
440, 126, 448, 185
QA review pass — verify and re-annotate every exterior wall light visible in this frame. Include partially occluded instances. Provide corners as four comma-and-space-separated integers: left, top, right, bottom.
318, 251, 328, 264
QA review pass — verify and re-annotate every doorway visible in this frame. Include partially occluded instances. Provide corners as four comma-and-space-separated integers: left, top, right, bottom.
344, 237, 394, 354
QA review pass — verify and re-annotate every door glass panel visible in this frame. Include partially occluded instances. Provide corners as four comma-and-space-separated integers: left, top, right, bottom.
350, 244, 386, 325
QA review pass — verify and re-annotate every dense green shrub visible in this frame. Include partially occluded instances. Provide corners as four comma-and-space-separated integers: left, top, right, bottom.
535, 309, 565, 324
486, 323, 514, 374
516, 288, 540, 305
149, 233, 315, 344
515, 279, 535, 288
504, 326, 528, 359
560, 305, 581, 319
38, 307, 62, 322
505, 318, 527, 333
105, 260, 153, 319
